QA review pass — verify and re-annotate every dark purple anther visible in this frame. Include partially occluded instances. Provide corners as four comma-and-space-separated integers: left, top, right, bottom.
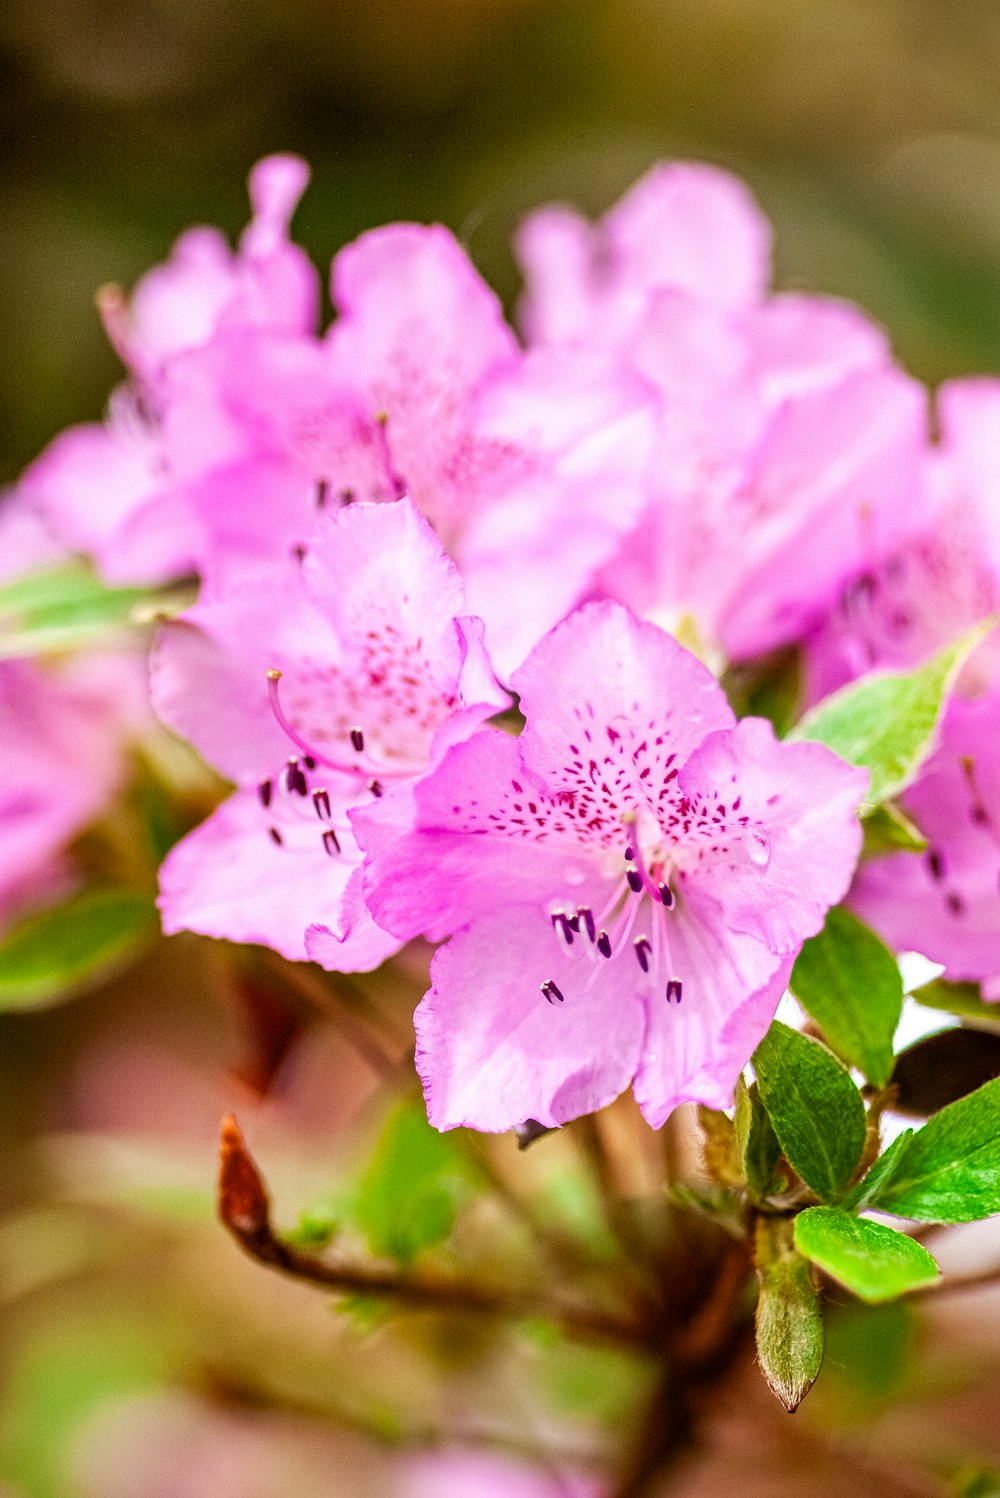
565, 912, 580, 932
578, 906, 596, 942
626, 868, 643, 894
303, 756, 317, 771
322, 828, 341, 857
286, 757, 309, 797
541, 979, 565, 1005
315, 478, 330, 508
657, 882, 674, 908
625, 844, 635, 862
634, 936, 652, 974
258, 777, 273, 809
667, 978, 683, 1004
596, 930, 612, 959
350, 727, 365, 754
927, 849, 945, 882
368, 779, 384, 798
268, 826, 283, 847
312, 787, 332, 821
946, 891, 965, 916
551, 911, 574, 946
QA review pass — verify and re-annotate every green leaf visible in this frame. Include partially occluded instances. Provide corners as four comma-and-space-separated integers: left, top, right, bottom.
790, 623, 992, 812
734, 1076, 783, 1201
353, 1098, 476, 1265
753, 1022, 867, 1199
754, 1215, 824, 1411
790, 907, 903, 1087
794, 1206, 940, 1302
910, 978, 1000, 1026
0, 889, 155, 1011
840, 1129, 915, 1212
861, 802, 928, 857
0, 563, 162, 659
867, 1078, 1000, 1223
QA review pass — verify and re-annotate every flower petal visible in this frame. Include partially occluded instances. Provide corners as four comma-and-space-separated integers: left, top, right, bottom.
415, 908, 646, 1131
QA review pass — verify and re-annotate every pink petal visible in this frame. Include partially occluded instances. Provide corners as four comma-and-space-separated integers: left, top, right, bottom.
853, 692, 1000, 982
415, 908, 646, 1131
150, 573, 335, 783
677, 718, 868, 955
633, 932, 791, 1128
159, 787, 393, 969
513, 602, 735, 801
356, 731, 603, 942
516, 161, 770, 346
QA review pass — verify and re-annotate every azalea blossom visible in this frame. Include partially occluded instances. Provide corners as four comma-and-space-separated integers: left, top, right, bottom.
19, 162, 657, 680
355, 604, 867, 1131
152, 498, 507, 965
808, 378, 1000, 988
517, 162, 928, 665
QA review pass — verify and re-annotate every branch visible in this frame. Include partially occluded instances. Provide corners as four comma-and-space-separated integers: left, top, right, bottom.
217, 1115, 651, 1348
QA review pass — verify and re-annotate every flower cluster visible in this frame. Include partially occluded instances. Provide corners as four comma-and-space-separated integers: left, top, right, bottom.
12, 154, 1000, 1132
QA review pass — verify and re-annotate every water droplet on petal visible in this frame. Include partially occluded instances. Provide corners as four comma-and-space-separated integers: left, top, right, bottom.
743, 825, 771, 869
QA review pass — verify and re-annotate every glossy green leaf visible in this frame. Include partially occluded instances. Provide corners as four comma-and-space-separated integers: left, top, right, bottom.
791, 623, 992, 812
790, 907, 902, 1087
353, 1098, 476, 1265
734, 1076, 783, 1201
869, 1078, 1000, 1223
0, 889, 155, 1011
754, 1215, 824, 1411
910, 978, 1000, 1026
794, 1206, 940, 1302
840, 1129, 915, 1212
753, 1022, 866, 1199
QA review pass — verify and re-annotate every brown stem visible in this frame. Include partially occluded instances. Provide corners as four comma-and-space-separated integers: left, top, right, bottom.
610, 1239, 755, 1498
217, 1115, 649, 1349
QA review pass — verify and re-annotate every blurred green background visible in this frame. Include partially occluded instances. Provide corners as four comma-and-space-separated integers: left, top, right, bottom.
8, 6, 1000, 1496
8, 0, 1000, 486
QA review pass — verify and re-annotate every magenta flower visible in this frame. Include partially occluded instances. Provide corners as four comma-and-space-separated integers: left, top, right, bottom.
355, 604, 867, 1131
853, 691, 1000, 991
517, 163, 927, 665
517, 161, 771, 345
806, 378, 1000, 988
152, 498, 508, 966
402, 1451, 596, 1498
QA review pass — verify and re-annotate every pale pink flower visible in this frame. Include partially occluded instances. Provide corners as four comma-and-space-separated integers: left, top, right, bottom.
808, 379, 1000, 988
355, 604, 867, 1131
517, 164, 927, 664
153, 498, 507, 965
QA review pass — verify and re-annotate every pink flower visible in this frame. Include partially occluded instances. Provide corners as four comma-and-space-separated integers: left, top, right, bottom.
19, 155, 318, 585
356, 604, 867, 1131
517, 164, 927, 664
99, 154, 319, 385
852, 691, 1000, 990
807, 379, 1000, 988
516, 161, 771, 345
0, 658, 131, 928
152, 498, 507, 965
